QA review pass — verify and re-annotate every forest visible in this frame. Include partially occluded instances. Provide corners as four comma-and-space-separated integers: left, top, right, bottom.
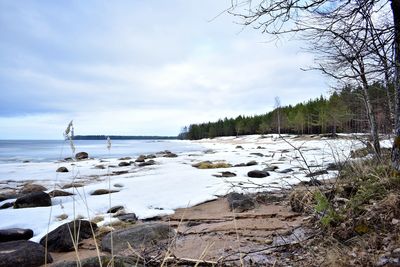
181, 82, 394, 140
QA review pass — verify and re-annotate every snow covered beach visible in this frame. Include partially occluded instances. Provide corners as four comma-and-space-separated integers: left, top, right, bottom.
0, 134, 380, 244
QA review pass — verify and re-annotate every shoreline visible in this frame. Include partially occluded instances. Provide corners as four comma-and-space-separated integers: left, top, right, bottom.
0, 134, 386, 266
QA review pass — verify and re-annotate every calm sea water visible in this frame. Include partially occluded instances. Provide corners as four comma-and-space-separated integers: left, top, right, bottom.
0, 139, 204, 164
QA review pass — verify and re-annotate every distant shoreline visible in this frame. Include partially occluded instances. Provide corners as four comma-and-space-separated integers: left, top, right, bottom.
72, 135, 178, 140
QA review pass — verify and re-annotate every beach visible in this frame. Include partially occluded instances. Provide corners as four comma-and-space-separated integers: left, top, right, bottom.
0, 134, 388, 265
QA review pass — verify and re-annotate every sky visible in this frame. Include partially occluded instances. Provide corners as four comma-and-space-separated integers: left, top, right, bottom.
0, 0, 328, 139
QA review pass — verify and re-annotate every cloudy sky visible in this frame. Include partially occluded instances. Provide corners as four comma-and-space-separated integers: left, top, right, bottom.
0, 0, 328, 139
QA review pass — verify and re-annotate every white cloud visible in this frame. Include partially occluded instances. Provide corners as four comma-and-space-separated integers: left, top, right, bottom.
0, 0, 328, 139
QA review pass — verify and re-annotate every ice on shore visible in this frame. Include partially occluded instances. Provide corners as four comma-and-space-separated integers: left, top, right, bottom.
0, 134, 391, 242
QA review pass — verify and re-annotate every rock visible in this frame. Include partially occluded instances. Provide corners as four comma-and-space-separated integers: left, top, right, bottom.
192, 161, 232, 169
233, 163, 246, 167
146, 154, 156, 159
113, 183, 124, 188
265, 239, 273, 245
138, 160, 156, 167
264, 165, 279, 172
22, 160, 30, 163
39, 220, 97, 252
135, 155, 146, 162
116, 213, 138, 223
0, 228, 33, 242
250, 152, 264, 157
306, 170, 328, 177
118, 157, 132, 160
61, 183, 84, 189
112, 170, 129, 175
227, 192, 255, 212
246, 160, 258, 166
14, 192, 51, 209
48, 190, 74, 197
75, 152, 89, 160
91, 189, 119, 196
247, 170, 269, 178
213, 171, 237, 178
94, 164, 106, 169
257, 146, 265, 149
118, 161, 131, 167
326, 162, 340, 171
56, 167, 69, 173
163, 152, 178, 158
278, 168, 294, 173
101, 223, 174, 253
0, 202, 13, 209
64, 157, 74, 161
20, 184, 47, 194
0, 240, 53, 267
107, 205, 124, 213
235, 145, 243, 149
52, 255, 143, 267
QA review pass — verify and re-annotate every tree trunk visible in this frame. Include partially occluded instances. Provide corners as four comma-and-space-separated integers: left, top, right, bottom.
360, 70, 381, 158
392, 0, 400, 171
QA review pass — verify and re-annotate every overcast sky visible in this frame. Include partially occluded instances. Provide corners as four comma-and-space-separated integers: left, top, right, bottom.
0, 0, 328, 139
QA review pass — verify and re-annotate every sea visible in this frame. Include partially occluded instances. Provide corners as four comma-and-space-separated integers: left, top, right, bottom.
0, 139, 204, 164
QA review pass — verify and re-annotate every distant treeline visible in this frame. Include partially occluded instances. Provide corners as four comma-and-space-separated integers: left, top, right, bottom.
180, 83, 394, 140
73, 135, 177, 140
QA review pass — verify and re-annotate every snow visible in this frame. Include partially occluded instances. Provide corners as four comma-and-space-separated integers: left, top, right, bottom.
0, 134, 392, 243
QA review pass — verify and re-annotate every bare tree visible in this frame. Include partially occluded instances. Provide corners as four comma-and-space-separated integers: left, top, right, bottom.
274, 96, 281, 135
229, 0, 399, 168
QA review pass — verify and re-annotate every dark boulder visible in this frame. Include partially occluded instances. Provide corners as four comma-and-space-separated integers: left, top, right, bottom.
250, 152, 264, 157
135, 155, 146, 162
0, 202, 13, 209
278, 168, 294, 174
61, 183, 84, 189
138, 160, 156, 167
101, 223, 174, 253
163, 152, 178, 158
213, 171, 237, 178
227, 192, 255, 212
264, 165, 278, 172
118, 161, 131, 167
118, 157, 132, 160
39, 220, 97, 252
56, 167, 69, 173
246, 160, 258, 166
233, 163, 246, 167
75, 152, 89, 160
0, 228, 33, 242
235, 145, 243, 149
20, 184, 47, 194
14, 192, 51, 209
112, 170, 129, 175
48, 190, 74, 197
326, 162, 340, 171
91, 189, 119, 196
247, 170, 270, 178
107, 205, 124, 213
0, 240, 53, 267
